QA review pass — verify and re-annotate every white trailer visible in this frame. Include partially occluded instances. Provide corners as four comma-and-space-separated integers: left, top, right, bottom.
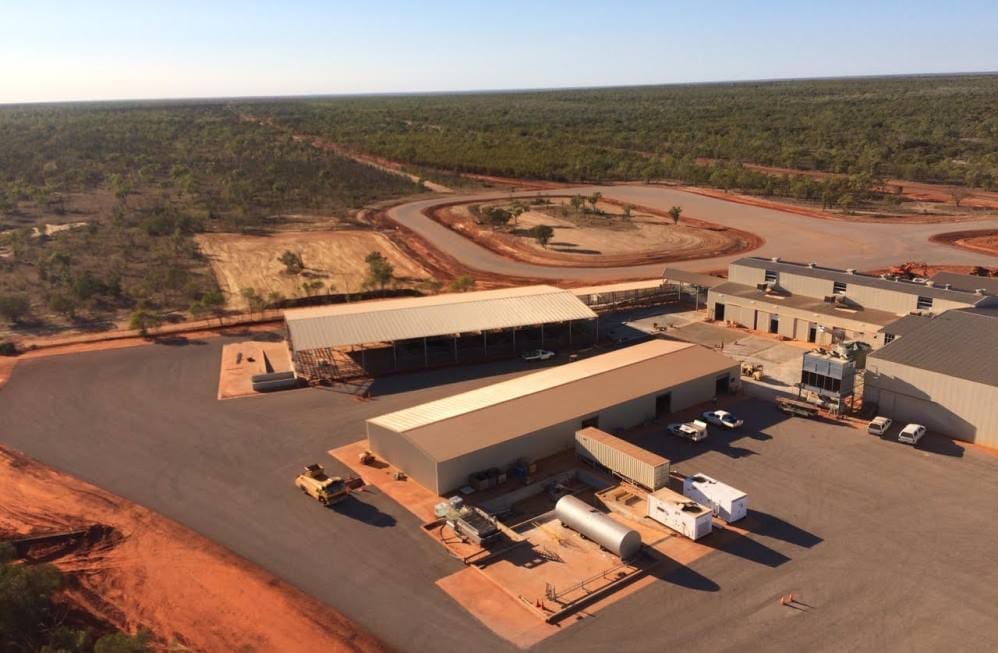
575, 427, 670, 491
682, 473, 748, 523
646, 487, 713, 540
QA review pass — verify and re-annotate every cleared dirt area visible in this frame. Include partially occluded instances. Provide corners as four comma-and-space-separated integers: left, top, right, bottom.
0, 446, 387, 653
431, 197, 760, 268
197, 229, 431, 308
929, 228, 998, 256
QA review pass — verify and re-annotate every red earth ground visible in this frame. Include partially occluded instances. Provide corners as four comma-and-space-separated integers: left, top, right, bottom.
0, 447, 389, 653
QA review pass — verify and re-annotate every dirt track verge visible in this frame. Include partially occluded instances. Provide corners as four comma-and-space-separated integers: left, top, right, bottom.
423, 197, 762, 269
680, 186, 986, 224
0, 446, 389, 653
928, 228, 998, 256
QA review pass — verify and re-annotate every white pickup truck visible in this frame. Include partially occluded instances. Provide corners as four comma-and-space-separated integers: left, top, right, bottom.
667, 419, 708, 442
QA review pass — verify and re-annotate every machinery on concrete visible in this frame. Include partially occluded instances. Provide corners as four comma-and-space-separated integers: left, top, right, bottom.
646, 487, 713, 540
741, 362, 764, 381
294, 464, 349, 505
435, 497, 501, 545
681, 473, 748, 523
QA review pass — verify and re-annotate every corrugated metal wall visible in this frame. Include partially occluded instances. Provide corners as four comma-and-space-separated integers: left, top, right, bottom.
864, 359, 998, 447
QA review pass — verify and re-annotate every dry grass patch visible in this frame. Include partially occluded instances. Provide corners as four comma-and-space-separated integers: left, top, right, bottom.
197, 229, 430, 308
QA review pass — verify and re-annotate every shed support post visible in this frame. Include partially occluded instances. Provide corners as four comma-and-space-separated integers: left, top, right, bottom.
512, 328, 516, 352
454, 335, 458, 362
594, 318, 599, 343
361, 347, 367, 371
392, 342, 397, 369
423, 338, 428, 367
541, 324, 545, 347
483, 330, 488, 357
569, 320, 573, 345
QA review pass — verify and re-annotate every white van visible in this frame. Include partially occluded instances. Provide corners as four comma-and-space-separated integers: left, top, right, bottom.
867, 416, 892, 436
898, 424, 926, 445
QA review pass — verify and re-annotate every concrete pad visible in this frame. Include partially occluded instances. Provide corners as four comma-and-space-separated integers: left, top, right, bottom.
329, 440, 442, 524
217, 340, 293, 400
436, 568, 560, 650
672, 321, 745, 348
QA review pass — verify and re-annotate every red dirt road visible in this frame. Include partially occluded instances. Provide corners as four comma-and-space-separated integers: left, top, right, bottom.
0, 447, 389, 653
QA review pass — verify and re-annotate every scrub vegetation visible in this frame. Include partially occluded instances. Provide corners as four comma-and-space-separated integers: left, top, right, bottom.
0, 104, 420, 332
243, 74, 998, 200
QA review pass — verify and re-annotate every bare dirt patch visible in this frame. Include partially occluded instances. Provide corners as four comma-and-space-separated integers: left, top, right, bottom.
928, 228, 998, 256
430, 197, 760, 268
197, 230, 431, 308
0, 446, 387, 653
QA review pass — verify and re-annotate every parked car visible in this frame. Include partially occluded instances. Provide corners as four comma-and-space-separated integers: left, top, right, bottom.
898, 423, 926, 445
667, 420, 708, 442
867, 416, 893, 436
521, 349, 556, 361
701, 409, 744, 429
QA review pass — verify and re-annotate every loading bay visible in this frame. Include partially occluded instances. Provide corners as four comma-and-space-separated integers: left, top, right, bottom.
2, 331, 997, 652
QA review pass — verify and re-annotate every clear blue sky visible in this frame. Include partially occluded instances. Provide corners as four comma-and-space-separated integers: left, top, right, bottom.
2, 0, 997, 103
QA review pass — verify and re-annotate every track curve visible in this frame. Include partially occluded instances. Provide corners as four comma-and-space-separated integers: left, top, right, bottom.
387, 185, 998, 281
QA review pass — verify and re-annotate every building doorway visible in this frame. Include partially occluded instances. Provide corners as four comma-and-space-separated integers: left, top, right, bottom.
769, 316, 779, 334
715, 375, 730, 394
655, 392, 672, 417
714, 303, 726, 321
581, 415, 599, 429
807, 325, 817, 343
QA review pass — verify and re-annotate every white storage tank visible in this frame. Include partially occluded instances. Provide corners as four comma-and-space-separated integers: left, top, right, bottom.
575, 427, 670, 491
681, 473, 748, 523
556, 495, 642, 559
646, 487, 713, 540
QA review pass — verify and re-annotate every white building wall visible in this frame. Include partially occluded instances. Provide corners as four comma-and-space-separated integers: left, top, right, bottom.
864, 359, 998, 448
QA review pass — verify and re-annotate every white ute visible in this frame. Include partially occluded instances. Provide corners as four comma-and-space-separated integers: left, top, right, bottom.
667, 420, 708, 442
521, 349, 555, 362
701, 410, 744, 429
867, 416, 892, 436
898, 423, 926, 445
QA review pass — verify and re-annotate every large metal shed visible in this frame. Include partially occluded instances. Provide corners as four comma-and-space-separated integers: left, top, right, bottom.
863, 307, 998, 448
365, 339, 740, 494
284, 285, 598, 381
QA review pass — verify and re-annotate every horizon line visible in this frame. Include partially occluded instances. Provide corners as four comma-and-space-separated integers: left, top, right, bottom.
3, 69, 997, 108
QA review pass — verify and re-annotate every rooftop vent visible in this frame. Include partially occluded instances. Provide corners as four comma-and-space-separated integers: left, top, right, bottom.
846, 268, 856, 275
977, 288, 987, 295
808, 262, 816, 268
944, 284, 951, 290
925, 280, 935, 288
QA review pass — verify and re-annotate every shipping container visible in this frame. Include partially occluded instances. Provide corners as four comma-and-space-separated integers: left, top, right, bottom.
646, 487, 713, 540
681, 473, 748, 522
575, 427, 670, 491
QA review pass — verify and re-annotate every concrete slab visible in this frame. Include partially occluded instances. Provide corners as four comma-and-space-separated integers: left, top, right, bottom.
217, 340, 293, 400
436, 567, 559, 650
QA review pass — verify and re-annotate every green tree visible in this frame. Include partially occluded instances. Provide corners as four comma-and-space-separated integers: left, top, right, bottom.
481, 206, 512, 230
569, 195, 585, 214
667, 206, 683, 225
448, 275, 475, 292
0, 294, 30, 324
278, 250, 304, 274
587, 192, 602, 213
621, 203, 634, 218
364, 251, 394, 291
128, 306, 162, 336
93, 630, 152, 653
301, 279, 326, 296
530, 225, 554, 248
0, 542, 64, 651
837, 193, 855, 213
240, 288, 266, 313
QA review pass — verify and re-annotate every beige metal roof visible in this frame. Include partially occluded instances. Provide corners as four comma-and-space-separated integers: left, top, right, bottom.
571, 279, 666, 296
368, 339, 739, 462
661, 268, 727, 288
284, 285, 597, 350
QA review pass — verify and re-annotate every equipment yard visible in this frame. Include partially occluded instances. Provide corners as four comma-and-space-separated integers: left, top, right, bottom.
2, 334, 998, 652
